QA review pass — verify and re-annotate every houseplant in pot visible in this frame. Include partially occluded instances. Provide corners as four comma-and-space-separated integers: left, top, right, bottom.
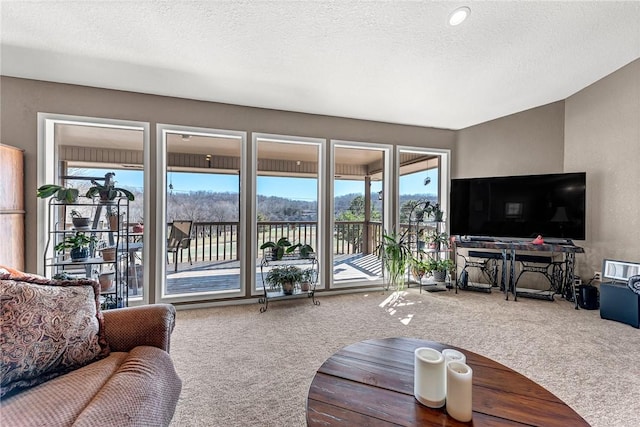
54, 232, 97, 262
105, 207, 120, 231
427, 258, 455, 283
376, 229, 411, 291
97, 240, 117, 262
411, 256, 431, 282
300, 267, 316, 292
260, 237, 293, 260
265, 265, 303, 295
85, 173, 135, 203
37, 184, 79, 203
70, 210, 91, 229
426, 231, 449, 252
289, 243, 315, 258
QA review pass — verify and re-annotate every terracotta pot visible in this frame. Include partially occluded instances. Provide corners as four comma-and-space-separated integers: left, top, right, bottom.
98, 272, 115, 292
101, 247, 116, 262
108, 215, 119, 231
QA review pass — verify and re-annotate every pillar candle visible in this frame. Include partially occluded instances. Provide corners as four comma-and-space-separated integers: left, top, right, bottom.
414, 347, 446, 408
446, 361, 473, 422
442, 348, 466, 364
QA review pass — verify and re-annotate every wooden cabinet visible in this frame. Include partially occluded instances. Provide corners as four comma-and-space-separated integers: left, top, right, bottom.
0, 144, 25, 270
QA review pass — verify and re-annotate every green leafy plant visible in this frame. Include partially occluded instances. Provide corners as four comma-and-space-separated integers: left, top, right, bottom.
54, 232, 97, 261
54, 232, 96, 251
86, 173, 135, 201
426, 231, 450, 251
260, 237, 293, 260
411, 256, 431, 279
301, 267, 315, 283
36, 184, 79, 203
289, 243, 315, 258
426, 258, 455, 273
300, 267, 316, 291
265, 265, 303, 294
376, 229, 411, 291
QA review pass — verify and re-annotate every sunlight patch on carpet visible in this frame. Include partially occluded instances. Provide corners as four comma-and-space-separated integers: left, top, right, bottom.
378, 291, 421, 325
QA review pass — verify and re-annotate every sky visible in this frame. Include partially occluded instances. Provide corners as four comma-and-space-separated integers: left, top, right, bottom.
69, 168, 438, 200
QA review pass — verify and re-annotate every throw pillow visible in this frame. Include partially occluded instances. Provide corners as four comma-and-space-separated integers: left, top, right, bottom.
0, 273, 110, 398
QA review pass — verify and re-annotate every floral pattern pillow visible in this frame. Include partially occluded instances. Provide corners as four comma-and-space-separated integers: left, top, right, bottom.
0, 272, 109, 397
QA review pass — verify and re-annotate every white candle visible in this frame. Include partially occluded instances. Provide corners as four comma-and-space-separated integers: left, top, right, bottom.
442, 348, 466, 364
446, 361, 473, 422
414, 347, 446, 408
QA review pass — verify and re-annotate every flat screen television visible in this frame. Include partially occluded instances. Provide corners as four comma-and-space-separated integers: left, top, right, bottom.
450, 172, 586, 240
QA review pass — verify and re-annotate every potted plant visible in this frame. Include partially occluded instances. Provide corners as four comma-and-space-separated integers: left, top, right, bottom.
426, 258, 455, 283
411, 256, 431, 281
85, 173, 135, 203
426, 231, 449, 252
70, 210, 91, 229
300, 267, 316, 292
97, 240, 117, 262
376, 229, 411, 291
289, 243, 315, 258
37, 184, 79, 203
54, 232, 97, 262
265, 265, 303, 295
105, 207, 120, 231
260, 237, 293, 260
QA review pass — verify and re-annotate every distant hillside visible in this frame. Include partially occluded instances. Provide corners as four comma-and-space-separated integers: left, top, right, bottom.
162, 190, 435, 222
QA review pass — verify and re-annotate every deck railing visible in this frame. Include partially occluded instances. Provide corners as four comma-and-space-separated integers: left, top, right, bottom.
171, 220, 384, 263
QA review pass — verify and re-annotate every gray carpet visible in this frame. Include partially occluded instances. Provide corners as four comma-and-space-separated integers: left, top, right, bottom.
169, 288, 640, 426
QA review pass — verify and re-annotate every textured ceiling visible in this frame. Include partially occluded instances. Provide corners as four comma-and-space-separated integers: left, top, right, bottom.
1, 1, 639, 130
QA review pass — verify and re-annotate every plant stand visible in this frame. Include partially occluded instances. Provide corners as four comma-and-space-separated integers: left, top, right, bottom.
405, 199, 452, 293
258, 253, 319, 312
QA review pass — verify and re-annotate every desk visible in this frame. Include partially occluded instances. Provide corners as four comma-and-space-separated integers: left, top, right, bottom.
454, 239, 584, 308
307, 337, 589, 426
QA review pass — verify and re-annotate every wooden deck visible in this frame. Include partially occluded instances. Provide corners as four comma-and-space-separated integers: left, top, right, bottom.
162, 253, 382, 295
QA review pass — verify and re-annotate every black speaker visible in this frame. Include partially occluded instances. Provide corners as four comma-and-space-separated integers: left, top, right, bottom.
577, 285, 599, 310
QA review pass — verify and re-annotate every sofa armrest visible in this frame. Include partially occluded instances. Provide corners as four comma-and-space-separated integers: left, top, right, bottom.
102, 304, 176, 353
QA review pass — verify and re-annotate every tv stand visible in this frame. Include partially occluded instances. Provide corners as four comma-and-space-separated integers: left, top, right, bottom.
453, 237, 584, 308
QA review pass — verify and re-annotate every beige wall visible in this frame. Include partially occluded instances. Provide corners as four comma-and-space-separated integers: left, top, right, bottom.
454, 101, 566, 179
454, 58, 640, 280
2, 58, 638, 288
564, 59, 640, 277
0, 77, 455, 284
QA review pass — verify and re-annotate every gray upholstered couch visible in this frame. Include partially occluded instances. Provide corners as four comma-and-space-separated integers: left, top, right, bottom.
1, 277, 182, 427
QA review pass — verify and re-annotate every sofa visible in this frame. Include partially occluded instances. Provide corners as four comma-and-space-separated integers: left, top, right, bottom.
0, 268, 182, 426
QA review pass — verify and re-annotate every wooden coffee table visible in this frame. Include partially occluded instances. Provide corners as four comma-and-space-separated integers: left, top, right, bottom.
307, 337, 589, 426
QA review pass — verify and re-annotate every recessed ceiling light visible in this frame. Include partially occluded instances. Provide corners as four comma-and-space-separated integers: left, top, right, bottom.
449, 6, 470, 26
